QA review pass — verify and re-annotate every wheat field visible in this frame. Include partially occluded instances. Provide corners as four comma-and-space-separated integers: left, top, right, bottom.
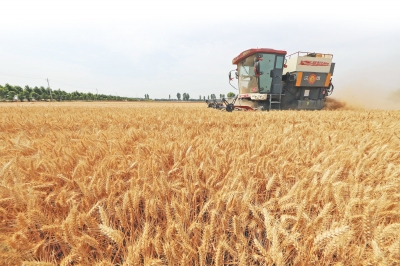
1, 101, 400, 265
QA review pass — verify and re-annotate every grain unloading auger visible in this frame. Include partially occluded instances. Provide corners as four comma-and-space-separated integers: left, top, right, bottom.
207, 48, 335, 111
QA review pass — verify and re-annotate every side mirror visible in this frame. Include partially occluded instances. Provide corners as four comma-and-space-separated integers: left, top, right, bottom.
229, 70, 237, 81
254, 61, 263, 76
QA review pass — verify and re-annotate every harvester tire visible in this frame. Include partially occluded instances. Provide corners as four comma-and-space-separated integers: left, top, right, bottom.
226, 104, 234, 112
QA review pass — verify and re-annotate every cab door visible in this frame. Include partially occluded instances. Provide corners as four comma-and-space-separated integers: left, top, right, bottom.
270, 55, 285, 94
258, 54, 284, 94
258, 54, 275, 93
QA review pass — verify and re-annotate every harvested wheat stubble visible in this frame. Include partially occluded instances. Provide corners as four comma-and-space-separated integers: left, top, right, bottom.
1, 102, 400, 265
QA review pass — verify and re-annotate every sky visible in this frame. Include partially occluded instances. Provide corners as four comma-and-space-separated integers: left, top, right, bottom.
1, 0, 400, 104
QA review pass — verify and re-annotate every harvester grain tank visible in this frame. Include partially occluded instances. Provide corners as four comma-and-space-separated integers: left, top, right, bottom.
207, 48, 335, 111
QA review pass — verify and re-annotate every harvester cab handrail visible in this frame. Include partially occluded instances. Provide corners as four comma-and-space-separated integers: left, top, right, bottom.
221, 95, 237, 106
286, 51, 333, 59
326, 79, 334, 96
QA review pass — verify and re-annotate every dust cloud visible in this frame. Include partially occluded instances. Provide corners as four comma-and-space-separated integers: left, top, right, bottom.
323, 98, 351, 110
389, 89, 400, 103
325, 85, 400, 110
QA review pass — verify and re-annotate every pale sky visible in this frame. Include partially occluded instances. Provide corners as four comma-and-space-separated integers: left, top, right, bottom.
1, 0, 399, 102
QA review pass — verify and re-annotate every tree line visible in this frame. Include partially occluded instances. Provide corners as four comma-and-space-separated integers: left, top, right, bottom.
0, 84, 141, 102
0, 83, 236, 102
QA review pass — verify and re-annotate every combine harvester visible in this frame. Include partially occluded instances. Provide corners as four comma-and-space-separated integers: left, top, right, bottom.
206, 48, 335, 111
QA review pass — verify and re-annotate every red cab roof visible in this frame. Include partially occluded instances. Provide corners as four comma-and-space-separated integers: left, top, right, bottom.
232, 48, 287, 64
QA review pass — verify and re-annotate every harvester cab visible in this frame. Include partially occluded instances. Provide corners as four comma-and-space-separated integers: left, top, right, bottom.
208, 48, 335, 111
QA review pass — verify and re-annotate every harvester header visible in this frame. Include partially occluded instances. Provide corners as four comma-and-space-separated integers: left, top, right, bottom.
206, 48, 335, 111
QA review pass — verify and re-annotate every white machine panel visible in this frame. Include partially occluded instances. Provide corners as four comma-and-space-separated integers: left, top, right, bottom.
285, 53, 332, 73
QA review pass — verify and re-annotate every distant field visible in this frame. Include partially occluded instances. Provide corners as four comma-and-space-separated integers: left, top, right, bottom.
1, 102, 400, 265
0, 101, 206, 108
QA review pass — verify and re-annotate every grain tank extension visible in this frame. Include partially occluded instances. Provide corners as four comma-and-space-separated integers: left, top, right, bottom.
207, 48, 335, 111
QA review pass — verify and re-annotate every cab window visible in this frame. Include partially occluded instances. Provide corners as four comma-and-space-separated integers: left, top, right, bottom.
275, 56, 284, 69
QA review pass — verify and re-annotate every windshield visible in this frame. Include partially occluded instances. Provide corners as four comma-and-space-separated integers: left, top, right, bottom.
238, 55, 258, 94
238, 54, 281, 94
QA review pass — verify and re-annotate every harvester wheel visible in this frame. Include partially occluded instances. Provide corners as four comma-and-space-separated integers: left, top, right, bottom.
226, 104, 234, 112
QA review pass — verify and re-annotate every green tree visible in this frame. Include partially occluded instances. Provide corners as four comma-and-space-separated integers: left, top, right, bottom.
24, 85, 33, 101
14, 86, 23, 94
23, 90, 30, 101
39, 86, 47, 95
24, 85, 32, 94
42, 93, 48, 101
31, 92, 40, 101
177, 93, 181, 101
7, 91, 16, 101
17, 93, 22, 101
33, 86, 41, 95
181, 93, 188, 101
227, 92, 235, 98
87, 92, 94, 101
4, 84, 13, 92
0, 87, 7, 100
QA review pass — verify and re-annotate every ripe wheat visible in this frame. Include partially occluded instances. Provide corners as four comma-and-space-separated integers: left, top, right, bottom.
0, 101, 400, 265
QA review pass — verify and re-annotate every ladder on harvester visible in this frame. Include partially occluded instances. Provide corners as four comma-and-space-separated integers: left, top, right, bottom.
268, 93, 283, 111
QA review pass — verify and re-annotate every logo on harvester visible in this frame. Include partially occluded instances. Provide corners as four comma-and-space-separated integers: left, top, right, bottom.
308, 74, 317, 84
300, 60, 330, 66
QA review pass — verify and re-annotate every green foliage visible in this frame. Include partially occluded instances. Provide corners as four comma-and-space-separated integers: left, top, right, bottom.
0, 87, 8, 100
31, 92, 40, 101
0, 84, 141, 102
227, 92, 235, 97
182, 93, 190, 101
7, 91, 16, 101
